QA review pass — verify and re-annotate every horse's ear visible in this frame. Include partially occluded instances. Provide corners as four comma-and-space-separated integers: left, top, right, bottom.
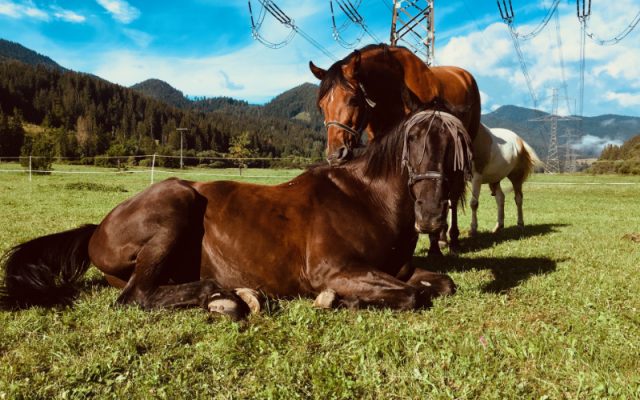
342, 50, 361, 82
309, 61, 326, 80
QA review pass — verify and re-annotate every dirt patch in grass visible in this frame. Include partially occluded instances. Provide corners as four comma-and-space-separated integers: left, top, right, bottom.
622, 232, 640, 243
63, 182, 128, 192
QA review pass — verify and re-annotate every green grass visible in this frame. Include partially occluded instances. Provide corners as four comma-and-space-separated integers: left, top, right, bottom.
1, 163, 639, 399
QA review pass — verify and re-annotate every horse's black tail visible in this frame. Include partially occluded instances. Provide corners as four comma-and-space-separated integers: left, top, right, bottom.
0, 224, 98, 309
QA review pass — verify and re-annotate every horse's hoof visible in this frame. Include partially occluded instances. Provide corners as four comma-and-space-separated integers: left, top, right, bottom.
234, 288, 262, 314
438, 240, 448, 250
469, 229, 477, 237
313, 289, 337, 309
517, 222, 525, 229
492, 224, 504, 233
207, 293, 249, 320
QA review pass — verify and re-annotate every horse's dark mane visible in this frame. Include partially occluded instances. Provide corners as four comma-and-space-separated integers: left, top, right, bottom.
359, 122, 406, 180
303, 121, 404, 179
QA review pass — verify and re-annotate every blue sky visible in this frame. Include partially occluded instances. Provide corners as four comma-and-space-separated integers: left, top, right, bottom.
1, 0, 639, 117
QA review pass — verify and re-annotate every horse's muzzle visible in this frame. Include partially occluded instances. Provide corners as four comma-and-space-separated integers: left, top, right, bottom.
414, 200, 445, 233
326, 146, 351, 166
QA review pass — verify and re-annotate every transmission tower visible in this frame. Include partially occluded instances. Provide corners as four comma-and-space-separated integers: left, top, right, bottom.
561, 128, 578, 173
530, 88, 579, 173
390, 0, 435, 65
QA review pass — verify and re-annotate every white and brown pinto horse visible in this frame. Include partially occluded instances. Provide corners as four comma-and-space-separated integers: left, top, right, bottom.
470, 124, 541, 236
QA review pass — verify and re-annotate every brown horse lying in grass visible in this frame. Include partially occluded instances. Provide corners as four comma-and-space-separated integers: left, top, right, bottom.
1, 110, 472, 319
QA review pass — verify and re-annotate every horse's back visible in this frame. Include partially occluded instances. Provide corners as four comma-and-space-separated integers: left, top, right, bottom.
397, 54, 480, 140
477, 127, 521, 183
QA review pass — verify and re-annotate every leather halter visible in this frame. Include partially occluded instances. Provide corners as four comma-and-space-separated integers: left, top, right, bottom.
401, 112, 445, 190
323, 83, 376, 143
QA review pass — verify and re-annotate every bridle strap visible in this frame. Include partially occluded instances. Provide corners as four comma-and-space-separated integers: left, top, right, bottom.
323, 83, 375, 143
408, 171, 444, 186
324, 120, 362, 140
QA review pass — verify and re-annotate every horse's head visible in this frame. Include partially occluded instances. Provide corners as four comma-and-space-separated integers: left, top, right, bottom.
310, 51, 377, 166
402, 110, 473, 234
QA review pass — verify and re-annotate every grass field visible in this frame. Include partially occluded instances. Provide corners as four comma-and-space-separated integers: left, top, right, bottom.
1, 163, 639, 399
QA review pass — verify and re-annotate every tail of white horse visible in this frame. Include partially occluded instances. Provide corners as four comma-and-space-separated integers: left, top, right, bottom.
519, 139, 542, 181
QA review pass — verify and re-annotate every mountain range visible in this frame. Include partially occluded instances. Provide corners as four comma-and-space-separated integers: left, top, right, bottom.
2, 38, 639, 158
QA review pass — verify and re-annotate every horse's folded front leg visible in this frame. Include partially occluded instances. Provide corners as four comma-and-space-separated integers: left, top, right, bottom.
315, 268, 435, 310
405, 268, 456, 297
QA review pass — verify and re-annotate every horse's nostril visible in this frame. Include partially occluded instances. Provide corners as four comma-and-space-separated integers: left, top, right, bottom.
416, 200, 424, 206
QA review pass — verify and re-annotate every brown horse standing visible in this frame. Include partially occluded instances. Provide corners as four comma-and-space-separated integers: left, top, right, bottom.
1, 110, 472, 318
309, 44, 481, 254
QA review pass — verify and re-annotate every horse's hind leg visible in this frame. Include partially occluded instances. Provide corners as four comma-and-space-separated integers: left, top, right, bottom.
490, 181, 505, 233
509, 177, 525, 228
469, 173, 482, 236
113, 227, 251, 320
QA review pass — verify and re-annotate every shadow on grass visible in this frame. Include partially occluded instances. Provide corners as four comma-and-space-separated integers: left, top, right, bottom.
413, 254, 558, 293
457, 223, 569, 254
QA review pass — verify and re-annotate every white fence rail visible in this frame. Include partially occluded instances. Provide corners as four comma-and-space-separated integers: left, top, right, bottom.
0, 154, 311, 184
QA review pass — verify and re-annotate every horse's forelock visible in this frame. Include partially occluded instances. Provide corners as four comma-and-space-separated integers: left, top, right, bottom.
317, 61, 349, 106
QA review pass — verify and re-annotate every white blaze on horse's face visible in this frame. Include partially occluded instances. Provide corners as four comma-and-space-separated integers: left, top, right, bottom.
319, 84, 366, 165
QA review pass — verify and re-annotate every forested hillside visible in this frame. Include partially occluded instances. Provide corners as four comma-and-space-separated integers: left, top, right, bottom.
0, 60, 324, 164
589, 135, 640, 174
0, 39, 64, 71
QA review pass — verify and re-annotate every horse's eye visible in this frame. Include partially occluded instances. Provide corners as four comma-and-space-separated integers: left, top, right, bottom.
408, 135, 416, 142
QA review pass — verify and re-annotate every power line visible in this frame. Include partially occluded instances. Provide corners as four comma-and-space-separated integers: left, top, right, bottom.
247, 0, 337, 60
554, 9, 571, 114
497, 1, 538, 108
329, 0, 380, 48
586, 9, 640, 45
509, 0, 561, 41
329, 0, 365, 48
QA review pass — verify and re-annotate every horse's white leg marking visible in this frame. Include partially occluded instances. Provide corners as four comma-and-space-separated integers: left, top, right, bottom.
469, 173, 482, 236
493, 182, 505, 233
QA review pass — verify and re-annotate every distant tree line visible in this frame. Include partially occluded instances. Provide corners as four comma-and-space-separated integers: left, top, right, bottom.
0, 60, 325, 168
590, 135, 640, 175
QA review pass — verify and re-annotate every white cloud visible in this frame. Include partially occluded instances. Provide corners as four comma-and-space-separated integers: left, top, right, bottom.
96, 0, 139, 24
91, 44, 316, 102
605, 91, 640, 107
0, 1, 87, 23
572, 134, 622, 154
122, 29, 153, 47
0, 1, 21, 17
23, 5, 47, 20
0, 1, 47, 20
52, 8, 85, 23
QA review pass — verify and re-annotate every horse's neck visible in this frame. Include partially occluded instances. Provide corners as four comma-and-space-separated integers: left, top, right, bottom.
389, 47, 439, 100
